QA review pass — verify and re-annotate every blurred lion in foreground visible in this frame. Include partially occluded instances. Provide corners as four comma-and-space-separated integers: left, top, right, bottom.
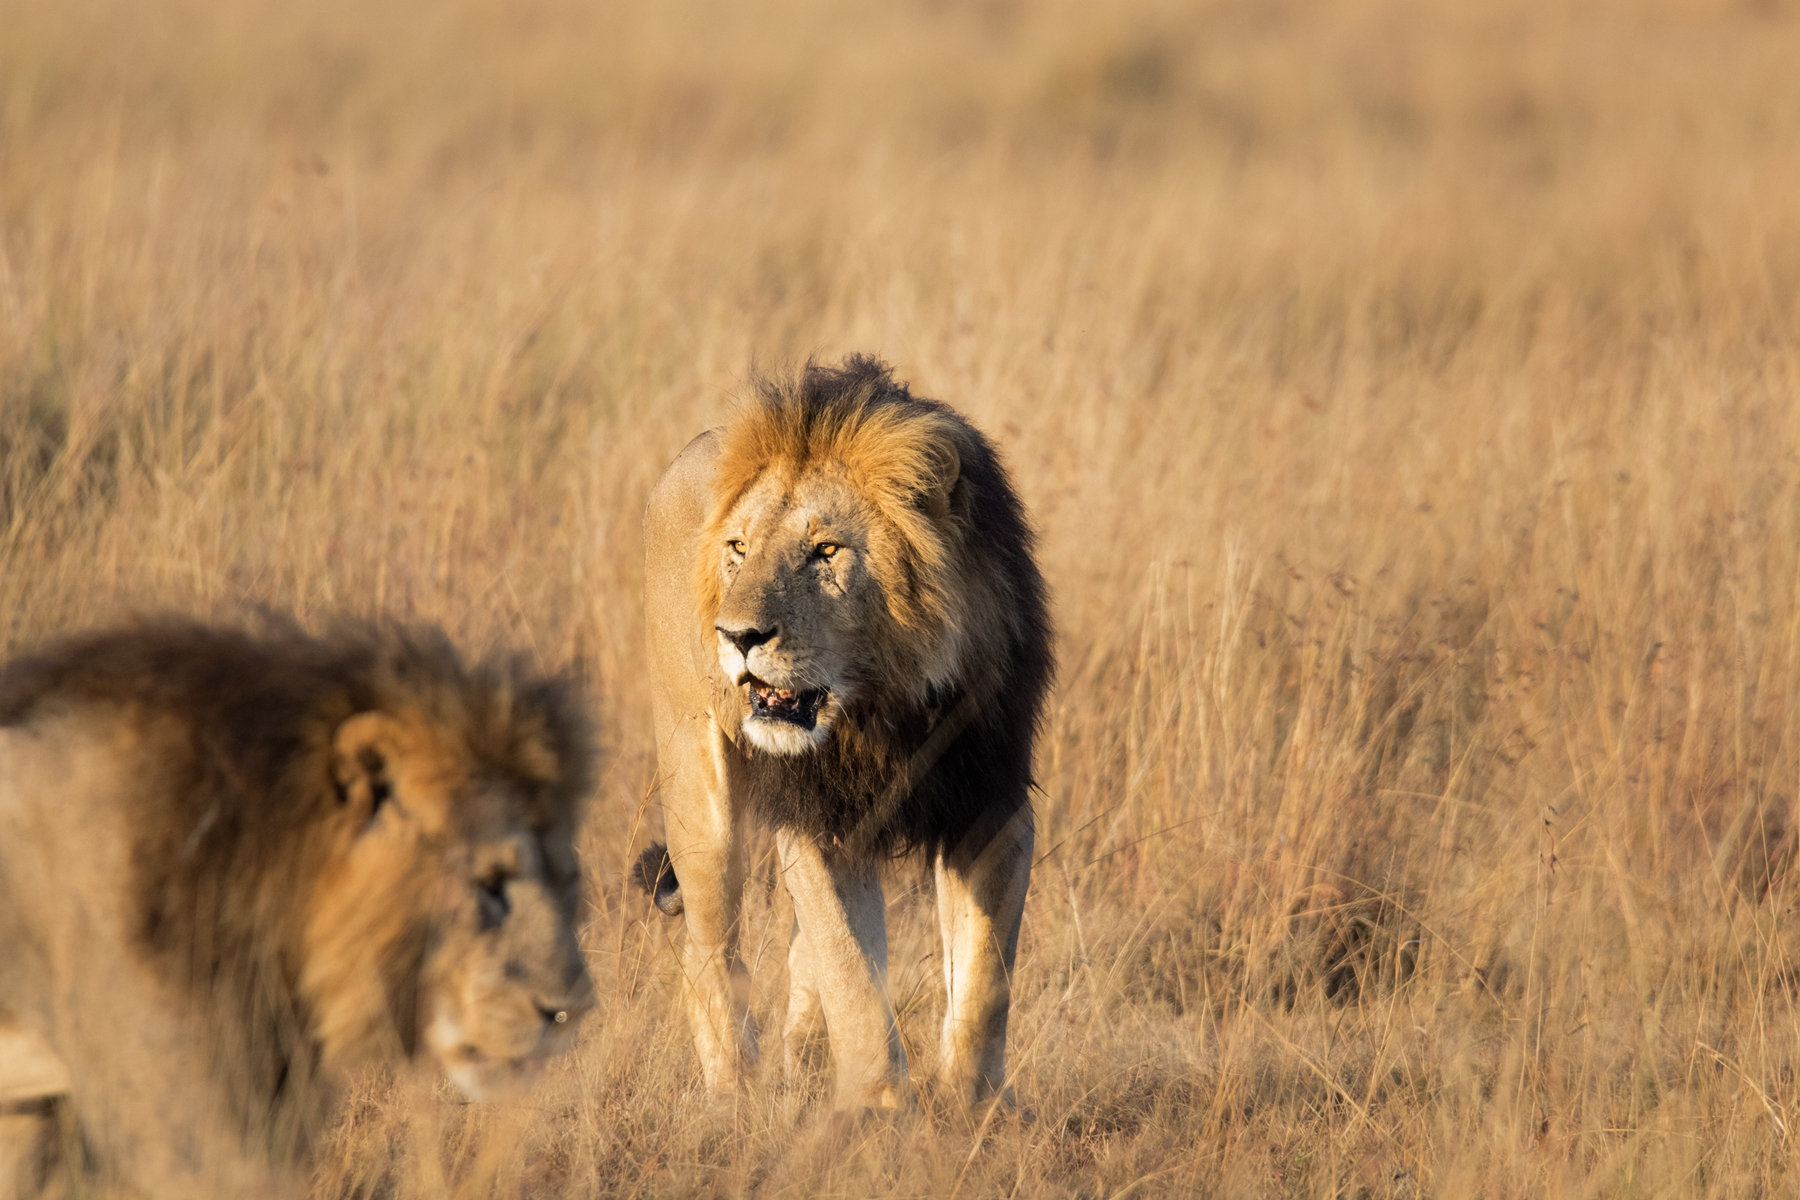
0, 620, 596, 1198
638, 356, 1052, 1110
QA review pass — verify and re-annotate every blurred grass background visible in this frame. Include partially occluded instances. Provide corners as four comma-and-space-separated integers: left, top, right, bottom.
5, 0, 1800, 1194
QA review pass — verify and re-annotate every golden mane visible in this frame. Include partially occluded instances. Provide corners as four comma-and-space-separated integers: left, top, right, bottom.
695, 356, 977, 642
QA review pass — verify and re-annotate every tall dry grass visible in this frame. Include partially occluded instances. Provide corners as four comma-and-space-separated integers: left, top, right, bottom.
5, 0, 1800, 1194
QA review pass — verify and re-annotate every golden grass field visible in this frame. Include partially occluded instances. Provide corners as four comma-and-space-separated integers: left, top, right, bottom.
5, 0, 1800, 1194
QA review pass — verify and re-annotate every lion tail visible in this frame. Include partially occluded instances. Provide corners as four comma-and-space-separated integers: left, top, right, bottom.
632, 842, 684, 917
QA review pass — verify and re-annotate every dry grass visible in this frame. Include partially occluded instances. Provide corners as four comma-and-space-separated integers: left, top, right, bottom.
5, 0, 1800, 1194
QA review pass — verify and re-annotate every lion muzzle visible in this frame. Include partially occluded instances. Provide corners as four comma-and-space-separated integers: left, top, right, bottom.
714, 622, 778, 687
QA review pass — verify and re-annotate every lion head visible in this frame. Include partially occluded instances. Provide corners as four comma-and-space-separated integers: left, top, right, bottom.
301, 700, 595, 1100
0, 618, 597, 1149
696, 357, 1008, 758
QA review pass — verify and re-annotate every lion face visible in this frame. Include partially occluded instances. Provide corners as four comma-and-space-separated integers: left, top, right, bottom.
711, 467, 963, 756
415, 814, 591, 1101
303, 712, 593, 1100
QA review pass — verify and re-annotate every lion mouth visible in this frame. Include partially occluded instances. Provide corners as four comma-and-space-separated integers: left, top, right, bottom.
441, 1044, 554, 1101
748, 681, 828, 729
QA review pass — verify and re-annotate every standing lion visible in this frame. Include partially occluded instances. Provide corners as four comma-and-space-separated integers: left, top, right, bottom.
0, 620, 596, 1198
638, 356, 1052, 1110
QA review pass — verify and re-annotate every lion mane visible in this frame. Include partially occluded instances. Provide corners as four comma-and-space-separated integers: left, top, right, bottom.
697, 354, 1051, 857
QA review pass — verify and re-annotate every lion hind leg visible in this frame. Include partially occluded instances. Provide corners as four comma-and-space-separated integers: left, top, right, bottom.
934, 810, 1032, 1107
776, 831, 912, 1110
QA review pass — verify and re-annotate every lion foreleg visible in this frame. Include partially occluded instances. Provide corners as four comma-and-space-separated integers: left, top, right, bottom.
775, 830, 912, 1109
662, 723, 758, 1096
667, 836, 758, 1095
933, 810, 1032, 1107
781, 918, 825, 1083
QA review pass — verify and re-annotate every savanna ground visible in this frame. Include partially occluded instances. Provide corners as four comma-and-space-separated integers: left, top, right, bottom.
4, 0, 1800, 1194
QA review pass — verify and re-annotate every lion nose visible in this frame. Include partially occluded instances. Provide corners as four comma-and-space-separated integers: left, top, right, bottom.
716, 623, 778, 656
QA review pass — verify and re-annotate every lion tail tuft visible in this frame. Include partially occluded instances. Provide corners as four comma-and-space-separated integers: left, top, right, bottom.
632, 842, 683, 917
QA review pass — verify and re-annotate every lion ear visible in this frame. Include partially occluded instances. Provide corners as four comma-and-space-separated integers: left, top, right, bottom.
332, 712, 406, 821
922, 437, 961, 519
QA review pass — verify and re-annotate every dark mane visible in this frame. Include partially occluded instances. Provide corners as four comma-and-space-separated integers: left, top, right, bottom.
0, 618, 592, 909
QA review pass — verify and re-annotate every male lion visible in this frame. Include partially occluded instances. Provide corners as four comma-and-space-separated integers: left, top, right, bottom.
638, 356, 1052, 1110
0, 620, 596, 1198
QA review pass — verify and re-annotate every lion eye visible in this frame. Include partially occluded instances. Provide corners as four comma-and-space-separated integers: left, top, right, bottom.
814, 543, 840, 560
726, 539, 746, 555
477, 873, 512, 928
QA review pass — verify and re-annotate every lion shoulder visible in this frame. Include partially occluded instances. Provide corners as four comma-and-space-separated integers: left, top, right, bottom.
646, 429, 734, 734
